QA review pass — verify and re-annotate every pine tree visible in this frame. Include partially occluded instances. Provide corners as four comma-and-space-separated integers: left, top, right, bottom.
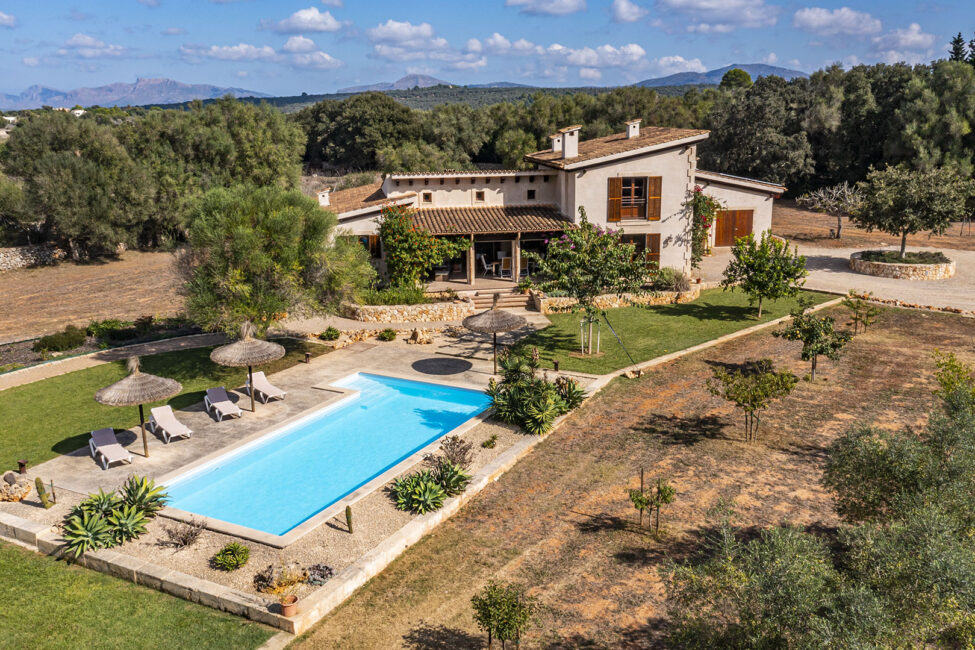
969, 33, 975, 66
949, 32, 967, 61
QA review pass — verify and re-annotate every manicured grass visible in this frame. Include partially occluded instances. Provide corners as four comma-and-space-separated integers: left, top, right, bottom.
0, 340, 327, 468
520, 288, 835, 374
0, 542, 274, 649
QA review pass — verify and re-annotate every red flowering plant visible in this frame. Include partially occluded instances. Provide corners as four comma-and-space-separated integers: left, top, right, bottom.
686, 186, 722, 269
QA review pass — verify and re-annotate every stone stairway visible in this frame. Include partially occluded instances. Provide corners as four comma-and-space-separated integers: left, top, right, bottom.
471, 289, 532, 310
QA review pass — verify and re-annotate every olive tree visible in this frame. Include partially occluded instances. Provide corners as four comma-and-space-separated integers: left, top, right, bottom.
773, 300, 852, 380
706, 359, 798, 442
721, 232, 808, 318
853, 165, 970, 257
796, 181, 862, 239
471, 581, 539, 649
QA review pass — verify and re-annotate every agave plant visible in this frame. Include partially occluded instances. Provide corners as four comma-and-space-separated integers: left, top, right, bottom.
63, 511, 114, 558
523, 390, 564, 435
555, 376, 586, 410
71, 489, 123, 519
392, 470, 446, 514
107, 504, 149, 544
121, 475, 168, 517
433, 458, 472, 496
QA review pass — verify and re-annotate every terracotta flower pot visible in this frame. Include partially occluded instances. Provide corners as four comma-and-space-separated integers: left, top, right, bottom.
280, 594, 299, 617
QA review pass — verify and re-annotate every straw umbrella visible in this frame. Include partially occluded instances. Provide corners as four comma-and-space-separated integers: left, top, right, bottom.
209, 322, 285, 412
95, 357, 182, 458
462, 294, 528, 374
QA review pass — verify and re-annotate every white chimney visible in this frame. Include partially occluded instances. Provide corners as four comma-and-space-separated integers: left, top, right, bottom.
549, 133, 563, 154
625, 118, 641, 139
560, 125, 581, 159
317, 187, 331, 207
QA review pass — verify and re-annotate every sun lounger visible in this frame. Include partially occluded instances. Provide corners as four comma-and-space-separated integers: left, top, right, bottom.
88, 428, 133, 470
205, 387, 243, 421
246, 371, 287, 404
149, 405, 193, 443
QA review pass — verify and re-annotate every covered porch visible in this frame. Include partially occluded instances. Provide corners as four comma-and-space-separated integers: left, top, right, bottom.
413, 205, 570, 289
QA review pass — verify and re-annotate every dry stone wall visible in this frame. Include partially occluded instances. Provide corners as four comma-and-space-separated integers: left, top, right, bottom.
341, 299, 475, 323
849, 252, 955, 280
531, 285, 702, 314
0, 245, 66, 272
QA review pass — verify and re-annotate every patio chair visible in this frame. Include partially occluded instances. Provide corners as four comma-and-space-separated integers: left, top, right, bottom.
519, 254, 530, 277
204, 387, 243, 422
88, 428, 133, 470
148, 405, 193, 443
498, 257, 513, 279
246, 371, 287, 404
477, 254, 492, 277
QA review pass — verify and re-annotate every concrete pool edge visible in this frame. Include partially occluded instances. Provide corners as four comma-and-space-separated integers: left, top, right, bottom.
157, 371, 492, 548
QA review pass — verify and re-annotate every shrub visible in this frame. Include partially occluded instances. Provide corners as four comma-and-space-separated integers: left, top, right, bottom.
471, 581, 539, 648
159, 518, 206, 550
360, 285, 429, 306
318, 326, 340, 341
859, 249, 951, 264
33, 324, 87, 353
439, 435, 474, 469
487, 349, 584, 435
377, 328, 397, 342
392, 470, 447, 514
63, 485, 160, 556
133, 315, 155, 335
628, 475, 676, 535
86, 318, 129, 339
432, 458, 472, 496
335, 171, 377, 191
773, 299, 851, 380
212, 542, 250, 571
652, 267, 692, 293
706, 359, 798, 442
63, 510, 114, 558
841, 290, 883, 334
120, 475, 167, 517
482, 434, 498, 449
305, 563, 335, 586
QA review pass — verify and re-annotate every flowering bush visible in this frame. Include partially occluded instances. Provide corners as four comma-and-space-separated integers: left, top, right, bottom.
377, 204, 468, 287
687, 186, 722, 269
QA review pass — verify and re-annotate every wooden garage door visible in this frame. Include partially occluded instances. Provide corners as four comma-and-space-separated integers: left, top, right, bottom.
714, 210, 754, 247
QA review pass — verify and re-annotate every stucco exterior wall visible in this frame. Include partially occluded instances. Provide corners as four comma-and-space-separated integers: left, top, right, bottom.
565, 145, 696, 272
381, 174, 559, 208
695, 181, 775, 246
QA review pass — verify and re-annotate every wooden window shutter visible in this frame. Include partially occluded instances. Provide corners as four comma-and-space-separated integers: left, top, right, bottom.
607, 177, 622, 222
647, 177, 662, 221
647, 234, 661, 264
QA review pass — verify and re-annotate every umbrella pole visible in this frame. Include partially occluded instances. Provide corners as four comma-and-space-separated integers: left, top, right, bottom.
493, 332, 498, 375
139, 404, 148, 458
249, 365, 256, 412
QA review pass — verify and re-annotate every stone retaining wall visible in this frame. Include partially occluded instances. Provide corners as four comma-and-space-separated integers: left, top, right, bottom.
849, 252, 955, 280
340, 299, 475, 323
0, 245, 65, 272
531, 284, 702, 314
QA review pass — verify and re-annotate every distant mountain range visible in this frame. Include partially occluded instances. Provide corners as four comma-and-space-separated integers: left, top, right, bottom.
0, 78, 268, 110
637, 64, 807, 87
337, 74, 454, 93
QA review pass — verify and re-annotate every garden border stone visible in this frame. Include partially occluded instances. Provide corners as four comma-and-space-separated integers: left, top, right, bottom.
531, 285, 702, 314
850, 251, 955, 280
340, 299, 475, 323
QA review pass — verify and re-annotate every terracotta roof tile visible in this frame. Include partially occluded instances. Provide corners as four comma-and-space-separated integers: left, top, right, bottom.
525, 126, 709, 169
411, 205, 571, 235
327, 182, 416, 215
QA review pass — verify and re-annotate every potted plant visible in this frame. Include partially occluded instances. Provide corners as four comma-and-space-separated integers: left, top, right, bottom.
279, 586, 299, 617
517, 277, 533, 295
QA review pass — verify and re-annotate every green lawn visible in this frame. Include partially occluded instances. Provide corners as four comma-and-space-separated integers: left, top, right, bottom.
0, 340, 327, 469
520, 288, 835, 374
0, 542, 274, 649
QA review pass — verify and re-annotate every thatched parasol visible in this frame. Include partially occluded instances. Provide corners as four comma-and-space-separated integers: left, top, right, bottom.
210, 322, 285, 412
95, 357, 182, 458
462, 294, 528, 374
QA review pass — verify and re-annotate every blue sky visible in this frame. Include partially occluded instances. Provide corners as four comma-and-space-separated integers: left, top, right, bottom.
0, 0, 966, 95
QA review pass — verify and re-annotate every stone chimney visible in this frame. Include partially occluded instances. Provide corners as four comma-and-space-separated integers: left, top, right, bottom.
625, 119, 641, 139
317, 187, 331, 207
560, 125, 582, 159
549, 133, 563, 154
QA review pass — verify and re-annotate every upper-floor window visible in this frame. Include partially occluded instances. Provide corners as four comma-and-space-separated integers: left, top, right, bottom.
421, 191, 433, 204
607, 176, 662, 222
526, 189, 536, 201
474, 190, 486, 203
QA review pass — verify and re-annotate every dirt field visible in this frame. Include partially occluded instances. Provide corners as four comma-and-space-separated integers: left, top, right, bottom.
772, 200, 975, 251
292, 307, 974, 649
0, 251, 181, 343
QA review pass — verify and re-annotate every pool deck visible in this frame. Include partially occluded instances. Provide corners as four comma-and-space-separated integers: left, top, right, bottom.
26, 338, 506, 497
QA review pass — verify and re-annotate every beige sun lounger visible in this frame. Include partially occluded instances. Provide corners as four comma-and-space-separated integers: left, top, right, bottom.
88, 428, 133, 470
205, 387, 243, 422
149, 405, 193, 443
246, 371, 287, 404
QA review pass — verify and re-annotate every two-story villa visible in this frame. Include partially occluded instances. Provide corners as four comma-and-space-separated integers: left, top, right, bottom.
324, 120, 785, 288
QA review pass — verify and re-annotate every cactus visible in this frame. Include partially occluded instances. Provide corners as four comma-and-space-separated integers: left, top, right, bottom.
345, 505, 353, 534
35, 477, 54, 509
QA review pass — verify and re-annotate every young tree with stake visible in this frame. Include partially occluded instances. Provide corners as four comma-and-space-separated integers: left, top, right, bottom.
773, 300, 852, 380
707, 359, 798, 443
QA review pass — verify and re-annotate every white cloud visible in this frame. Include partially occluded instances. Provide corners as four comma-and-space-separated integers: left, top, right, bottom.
320, 0, 343, 6
161, 27, 185, 35
465, 38, 482, 53
179, 42, 278, 61
792, 7, 881, 37
291, 50, 342, 69
263, 7, 343, 33
611, 0, 647, 22
550, 42, 646, 67
367, 19, 440, 48
505, 0, 587, 16
0, 11, 17, 28
647, 55, 706, 76
59, 33, 125, 58
479, 32, 544, 55
763, 52, 778, 64
236, 70, 249, 77
872, 23, 935, 50
282, 35, 317, 52
22, 56, 39, 66
579, 67, 602, 80
366, 19, 483, 68
450, 57, 487, 70
659, 0, 778, 32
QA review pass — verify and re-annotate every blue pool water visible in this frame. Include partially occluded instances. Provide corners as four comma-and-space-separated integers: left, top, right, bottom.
165, 373, 490, 536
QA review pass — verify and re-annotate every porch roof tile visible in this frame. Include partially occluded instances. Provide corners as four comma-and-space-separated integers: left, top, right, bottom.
412, 205, 571, 235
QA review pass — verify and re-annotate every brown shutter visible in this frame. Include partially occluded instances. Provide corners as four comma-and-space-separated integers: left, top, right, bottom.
607, 177, 622, 222
647, 176, 662, 221
647, 234, 661, 265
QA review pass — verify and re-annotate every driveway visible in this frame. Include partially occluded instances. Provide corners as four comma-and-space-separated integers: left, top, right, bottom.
700, 244, 975, 312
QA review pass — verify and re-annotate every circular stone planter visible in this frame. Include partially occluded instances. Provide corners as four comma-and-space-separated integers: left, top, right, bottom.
849, 251, 955, 280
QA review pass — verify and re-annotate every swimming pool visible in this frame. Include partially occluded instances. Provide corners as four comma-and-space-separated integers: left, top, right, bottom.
164, 373, 490, 539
